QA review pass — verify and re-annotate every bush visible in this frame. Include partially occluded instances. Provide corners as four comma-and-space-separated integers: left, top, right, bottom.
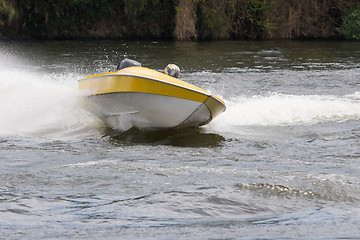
0, 0, 17, 26
341, 4, 360, 40
197, 2, 229, 40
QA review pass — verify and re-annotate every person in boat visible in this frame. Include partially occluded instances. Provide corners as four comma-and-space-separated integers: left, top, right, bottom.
164, 64, 180, 78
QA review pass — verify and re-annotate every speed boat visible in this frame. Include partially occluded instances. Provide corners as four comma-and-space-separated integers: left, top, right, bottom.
78, 59, 226, 132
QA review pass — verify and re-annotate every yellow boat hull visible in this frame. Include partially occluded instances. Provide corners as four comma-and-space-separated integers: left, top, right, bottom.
79, 67, 225, 131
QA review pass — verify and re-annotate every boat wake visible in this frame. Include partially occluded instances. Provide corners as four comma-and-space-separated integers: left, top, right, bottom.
1, 52, 359, 140
208, 92, 360, 134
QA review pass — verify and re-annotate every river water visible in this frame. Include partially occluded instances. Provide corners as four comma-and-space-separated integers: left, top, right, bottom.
0, 40, 359, 239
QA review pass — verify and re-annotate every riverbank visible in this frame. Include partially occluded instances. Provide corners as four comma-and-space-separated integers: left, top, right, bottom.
1, 0, 360, 41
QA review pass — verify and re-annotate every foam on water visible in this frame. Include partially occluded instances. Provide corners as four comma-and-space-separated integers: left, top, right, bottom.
0, 52, 102, 139
1, 41, 360, 239
209, 92, 360, 134
1, 50, 360, 139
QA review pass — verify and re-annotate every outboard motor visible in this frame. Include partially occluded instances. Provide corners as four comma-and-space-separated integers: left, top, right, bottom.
117, 58, 141, 71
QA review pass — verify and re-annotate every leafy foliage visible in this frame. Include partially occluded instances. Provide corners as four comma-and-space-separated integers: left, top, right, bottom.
0, 0, 17, 26
341, 4, 360, 40
197, 1, 229, 39
0, 0, 359, 40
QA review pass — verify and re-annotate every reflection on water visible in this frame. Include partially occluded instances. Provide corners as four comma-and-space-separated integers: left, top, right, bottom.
103, 127, 225, 147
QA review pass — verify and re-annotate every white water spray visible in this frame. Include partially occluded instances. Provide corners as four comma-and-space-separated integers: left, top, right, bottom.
1, 50, 359, 139
209, 92, 360, 133
0, 52, 101, 139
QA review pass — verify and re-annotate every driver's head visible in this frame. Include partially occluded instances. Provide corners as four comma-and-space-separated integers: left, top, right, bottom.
164, 64, 180, 78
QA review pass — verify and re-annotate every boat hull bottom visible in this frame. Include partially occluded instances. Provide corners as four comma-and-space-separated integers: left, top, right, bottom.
85, 92, 211, 132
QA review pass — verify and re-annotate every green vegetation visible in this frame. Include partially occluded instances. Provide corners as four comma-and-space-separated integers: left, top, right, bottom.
341, 4, 360, 40
197, 1, 230, 40
0, 0, 359, 40
0, 0, 16, 26
0, 0, 176, 39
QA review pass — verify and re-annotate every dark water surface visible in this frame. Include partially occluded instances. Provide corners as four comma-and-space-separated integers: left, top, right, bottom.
0, 40, 360, 239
